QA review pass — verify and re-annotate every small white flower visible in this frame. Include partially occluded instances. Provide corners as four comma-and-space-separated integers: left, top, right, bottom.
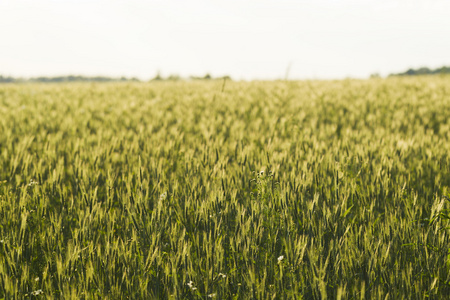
218, 273, 227, 279
28, 179, 39, 187
187, 280, 197, 291
0, 240, 3, 243
35, 277, 40, 282
159, 192, 167, 201
208, 293, 216, 298
278, 255, 284, 262
31, 289, 43, 296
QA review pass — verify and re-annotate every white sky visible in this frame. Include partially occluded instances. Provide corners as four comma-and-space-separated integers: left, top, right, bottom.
1, 0, 449, 80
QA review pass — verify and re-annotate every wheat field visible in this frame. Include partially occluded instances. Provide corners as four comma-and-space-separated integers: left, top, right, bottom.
1, 77, 450, 299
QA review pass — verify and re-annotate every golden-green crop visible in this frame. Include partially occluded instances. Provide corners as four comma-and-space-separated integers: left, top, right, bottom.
1, 77, 450, 299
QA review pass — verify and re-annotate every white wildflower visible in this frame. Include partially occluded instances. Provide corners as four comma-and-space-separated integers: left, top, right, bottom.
218, 273, 227, 279
208, 293, 216, 298
31, 289, 43, 296
278, 255, 284, 263
187, 280, 197, 291
159, 192, 167, 201
28, 179, 39, 187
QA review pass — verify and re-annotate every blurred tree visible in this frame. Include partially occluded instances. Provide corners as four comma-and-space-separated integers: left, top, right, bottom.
391, 66, 450, 76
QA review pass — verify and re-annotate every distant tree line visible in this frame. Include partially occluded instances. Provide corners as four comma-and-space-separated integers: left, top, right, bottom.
0, 73, 232, 83
390, 66, 450, 76
0, 75, 16, 83
0, 75, 140, 83
151, 72, 231, 81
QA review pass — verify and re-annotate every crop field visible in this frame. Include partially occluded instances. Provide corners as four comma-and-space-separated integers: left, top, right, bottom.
1, 77, 450, 299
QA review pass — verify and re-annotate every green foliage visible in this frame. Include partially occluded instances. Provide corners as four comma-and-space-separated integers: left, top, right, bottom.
390, 66, 450, 76
0, 78, 450, 298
